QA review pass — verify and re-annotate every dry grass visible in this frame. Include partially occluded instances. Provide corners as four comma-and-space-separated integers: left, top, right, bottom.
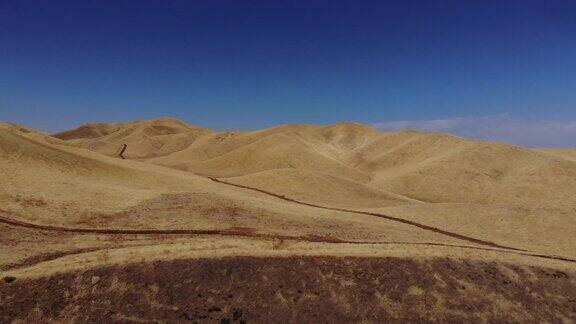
15, 196, 47, 207
2, 256, 576, 323
2, 118, 576, 322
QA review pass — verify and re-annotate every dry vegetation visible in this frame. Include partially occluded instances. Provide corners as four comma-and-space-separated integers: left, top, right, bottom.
1, 118, 576, 322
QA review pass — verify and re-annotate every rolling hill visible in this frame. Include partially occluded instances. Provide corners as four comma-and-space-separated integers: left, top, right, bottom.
54, 117, 576, 207
2, 117, 576, 322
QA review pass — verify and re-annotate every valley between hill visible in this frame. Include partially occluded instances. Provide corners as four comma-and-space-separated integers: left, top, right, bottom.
1, 118, 576, 322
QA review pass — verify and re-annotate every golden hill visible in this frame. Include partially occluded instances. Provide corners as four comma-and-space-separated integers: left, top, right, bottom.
2, 118, 576, 322
53, 117, 212, 159
55, 117, 576, 207
1, 121, 454, 243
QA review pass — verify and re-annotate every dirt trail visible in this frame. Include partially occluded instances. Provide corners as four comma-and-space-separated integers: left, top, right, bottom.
0, 174, 523, 252
1, 210, 576, 271
0, 210, 505, 250
2, 166, 575, 271
0, 210, 340, 242
206, 177, 525, 251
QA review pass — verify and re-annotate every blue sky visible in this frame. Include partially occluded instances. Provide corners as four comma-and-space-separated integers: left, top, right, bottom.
1, 1, 575, 146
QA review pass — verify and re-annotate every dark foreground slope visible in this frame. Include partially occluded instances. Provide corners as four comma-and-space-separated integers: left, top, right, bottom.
2, 256, 575, 323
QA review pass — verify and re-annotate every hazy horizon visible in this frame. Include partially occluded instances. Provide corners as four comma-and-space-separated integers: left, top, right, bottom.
0, 113, 569, 148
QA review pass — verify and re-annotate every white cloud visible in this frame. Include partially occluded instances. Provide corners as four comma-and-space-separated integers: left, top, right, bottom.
373, 114, 576, 147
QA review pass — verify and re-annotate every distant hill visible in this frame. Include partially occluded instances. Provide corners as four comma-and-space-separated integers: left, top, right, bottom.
53, 117, 576, 207
53, 117, 212, 159
3, 118, 576, 323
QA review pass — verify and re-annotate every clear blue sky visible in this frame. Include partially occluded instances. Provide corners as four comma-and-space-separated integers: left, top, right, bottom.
1, 1, 575, 145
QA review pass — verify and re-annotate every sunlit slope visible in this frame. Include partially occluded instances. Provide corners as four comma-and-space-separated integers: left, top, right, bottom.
64, 119, 379, 179
54, 118, 576, 207
0, 122, 214, 224
360, 133, 576, 206
172, 133, 370, 181
225, 168, 417, 208
149, 122, 377, 179
1, 123, 145, 218
53, 117, 211, 159
536, 148, 576, 163
3, 122, 469, 245
373, 202, 576, 258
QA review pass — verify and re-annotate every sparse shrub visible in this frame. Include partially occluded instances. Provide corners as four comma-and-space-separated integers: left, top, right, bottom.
15, 196, 47, 207
3, 276, 16, 283
272, 238, 285, 250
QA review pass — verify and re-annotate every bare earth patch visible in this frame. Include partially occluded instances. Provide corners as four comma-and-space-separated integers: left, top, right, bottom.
1, 256, 575, 323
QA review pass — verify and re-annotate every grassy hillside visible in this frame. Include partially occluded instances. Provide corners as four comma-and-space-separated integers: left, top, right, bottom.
55, 118, 576, 207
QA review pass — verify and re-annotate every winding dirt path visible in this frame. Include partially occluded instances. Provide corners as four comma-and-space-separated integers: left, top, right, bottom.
0, 210, 344, 242
1, 175, 525, 252
2, 171, 575, 272
1, 209, 576, 271
206, 177, 525, 251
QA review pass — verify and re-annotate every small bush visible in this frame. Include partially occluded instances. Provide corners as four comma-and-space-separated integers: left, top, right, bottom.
15, 196, 47, 207
3, 276, 16, 283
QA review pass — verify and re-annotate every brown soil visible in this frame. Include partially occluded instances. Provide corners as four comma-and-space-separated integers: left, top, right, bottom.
1, 256, 575, 323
